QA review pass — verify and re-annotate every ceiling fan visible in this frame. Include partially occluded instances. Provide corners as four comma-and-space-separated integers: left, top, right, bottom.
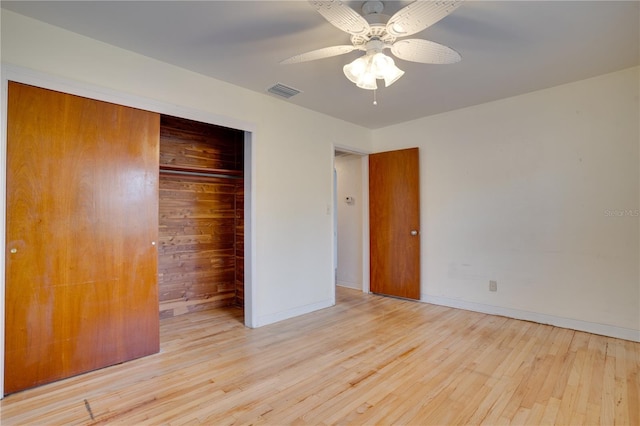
281, 0, 463, 91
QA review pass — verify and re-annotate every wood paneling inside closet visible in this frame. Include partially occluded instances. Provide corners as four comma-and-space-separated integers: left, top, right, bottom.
158, 116, 244, 319
160, 115, 243, 173
235, 182, 245, 307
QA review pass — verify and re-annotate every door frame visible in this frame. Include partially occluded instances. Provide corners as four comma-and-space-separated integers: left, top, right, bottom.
332, 145, 370, 298
0, 64, 258, 398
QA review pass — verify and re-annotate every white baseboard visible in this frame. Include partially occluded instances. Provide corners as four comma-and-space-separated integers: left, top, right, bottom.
423, 294, 640, 343
336, 281, 361, 290
256, 298, 334, 327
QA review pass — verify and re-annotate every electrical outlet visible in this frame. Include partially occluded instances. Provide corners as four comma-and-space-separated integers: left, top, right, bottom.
489, 280, 497, 292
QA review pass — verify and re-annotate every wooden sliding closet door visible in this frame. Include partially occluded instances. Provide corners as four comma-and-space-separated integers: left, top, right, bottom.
4, 82, 160, 395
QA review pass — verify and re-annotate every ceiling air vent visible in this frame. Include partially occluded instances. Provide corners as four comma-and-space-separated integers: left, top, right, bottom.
267, 83, 302, 99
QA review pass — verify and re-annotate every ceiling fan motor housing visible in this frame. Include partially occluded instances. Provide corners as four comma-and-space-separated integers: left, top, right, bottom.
354, 0, 395, 48
362, 0, 384, 15
364, 39, 386, 55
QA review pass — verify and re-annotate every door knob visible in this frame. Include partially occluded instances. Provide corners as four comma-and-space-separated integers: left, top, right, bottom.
410, 230, 419, 236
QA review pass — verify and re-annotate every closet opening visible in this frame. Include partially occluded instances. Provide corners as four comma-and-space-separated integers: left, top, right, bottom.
158, 115, 245, 320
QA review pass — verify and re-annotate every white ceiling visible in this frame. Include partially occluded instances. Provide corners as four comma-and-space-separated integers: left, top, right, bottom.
2, 1, 638, 129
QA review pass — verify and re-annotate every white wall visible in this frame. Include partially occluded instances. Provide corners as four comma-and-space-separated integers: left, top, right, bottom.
335, 155, 363, 290
0, 10, 372, 330
373, 67, 640, 341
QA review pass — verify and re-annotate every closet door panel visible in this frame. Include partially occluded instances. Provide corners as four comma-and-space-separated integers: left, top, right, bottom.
4, 82, 160, 395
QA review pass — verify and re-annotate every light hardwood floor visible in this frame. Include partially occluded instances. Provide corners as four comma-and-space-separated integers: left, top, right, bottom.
2, 287, 638, 425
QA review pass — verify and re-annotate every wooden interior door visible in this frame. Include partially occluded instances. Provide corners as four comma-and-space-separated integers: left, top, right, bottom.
4, 82, 160, 395
369, 148, 421, 299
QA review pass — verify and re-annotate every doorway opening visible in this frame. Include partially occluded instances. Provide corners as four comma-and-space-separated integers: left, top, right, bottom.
334, 149, 369, 297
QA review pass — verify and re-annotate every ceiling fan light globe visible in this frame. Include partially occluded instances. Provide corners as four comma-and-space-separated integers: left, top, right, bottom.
343, 56, 368, 84
357, 71, 378, 90
371, 52, 390, 78
344, 52, 401, 90
383, 65, 404, 87
363, 55, 376, 75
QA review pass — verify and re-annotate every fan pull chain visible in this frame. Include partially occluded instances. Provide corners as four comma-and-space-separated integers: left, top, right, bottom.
373, 89, 378, 106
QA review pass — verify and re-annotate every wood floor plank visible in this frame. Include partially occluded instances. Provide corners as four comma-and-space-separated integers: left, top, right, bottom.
1, 287, 638, 425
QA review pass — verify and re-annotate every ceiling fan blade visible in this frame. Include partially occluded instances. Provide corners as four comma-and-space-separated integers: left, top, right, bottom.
280, 45, 357, 64
387, 1, 463, 37
391, 39, 461, 64
309, 0, 370, 36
